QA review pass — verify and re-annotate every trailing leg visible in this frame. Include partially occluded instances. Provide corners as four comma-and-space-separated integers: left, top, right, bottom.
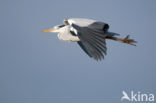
106, 35, 137, 46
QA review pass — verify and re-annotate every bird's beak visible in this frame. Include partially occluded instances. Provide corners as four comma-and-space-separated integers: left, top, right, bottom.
41, 28, 54, 32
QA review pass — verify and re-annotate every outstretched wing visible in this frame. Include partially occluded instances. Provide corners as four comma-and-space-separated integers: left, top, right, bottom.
88, 21, 109, 32
65, 18, 109, 31
71, 23, 107, 61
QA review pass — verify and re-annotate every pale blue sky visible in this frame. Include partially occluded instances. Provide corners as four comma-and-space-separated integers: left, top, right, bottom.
0, 0, 156, 103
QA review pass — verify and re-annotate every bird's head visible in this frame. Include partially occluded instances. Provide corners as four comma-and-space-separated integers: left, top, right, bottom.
42, 25, 65, 33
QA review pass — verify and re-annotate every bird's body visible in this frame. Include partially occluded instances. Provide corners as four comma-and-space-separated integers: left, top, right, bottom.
67, 18, 96, 27
42, 18, 136, 61
57, 25, 80, 41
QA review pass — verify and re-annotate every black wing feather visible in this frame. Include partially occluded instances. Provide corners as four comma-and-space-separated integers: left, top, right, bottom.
71, 24, 107, 61
77, 41, 92, 57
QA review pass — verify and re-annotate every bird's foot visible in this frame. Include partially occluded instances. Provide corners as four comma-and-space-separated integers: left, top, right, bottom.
122, 35, 137, 46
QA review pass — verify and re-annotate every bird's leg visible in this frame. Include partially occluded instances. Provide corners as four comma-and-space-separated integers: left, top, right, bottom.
121, 35, 137, 46
106, 35, 137, 46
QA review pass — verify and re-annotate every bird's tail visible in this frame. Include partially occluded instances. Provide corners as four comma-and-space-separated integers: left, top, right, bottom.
106, 35, 137, 46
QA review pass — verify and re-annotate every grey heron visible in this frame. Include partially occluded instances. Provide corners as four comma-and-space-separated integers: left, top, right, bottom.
42, 18, 136, 61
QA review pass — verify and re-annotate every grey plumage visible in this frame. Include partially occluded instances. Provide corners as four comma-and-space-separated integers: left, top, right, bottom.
71, 23, 107, 60
42, 18, 136, 61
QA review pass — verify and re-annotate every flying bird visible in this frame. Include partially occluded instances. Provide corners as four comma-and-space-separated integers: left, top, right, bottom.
42, 18, 136, 61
